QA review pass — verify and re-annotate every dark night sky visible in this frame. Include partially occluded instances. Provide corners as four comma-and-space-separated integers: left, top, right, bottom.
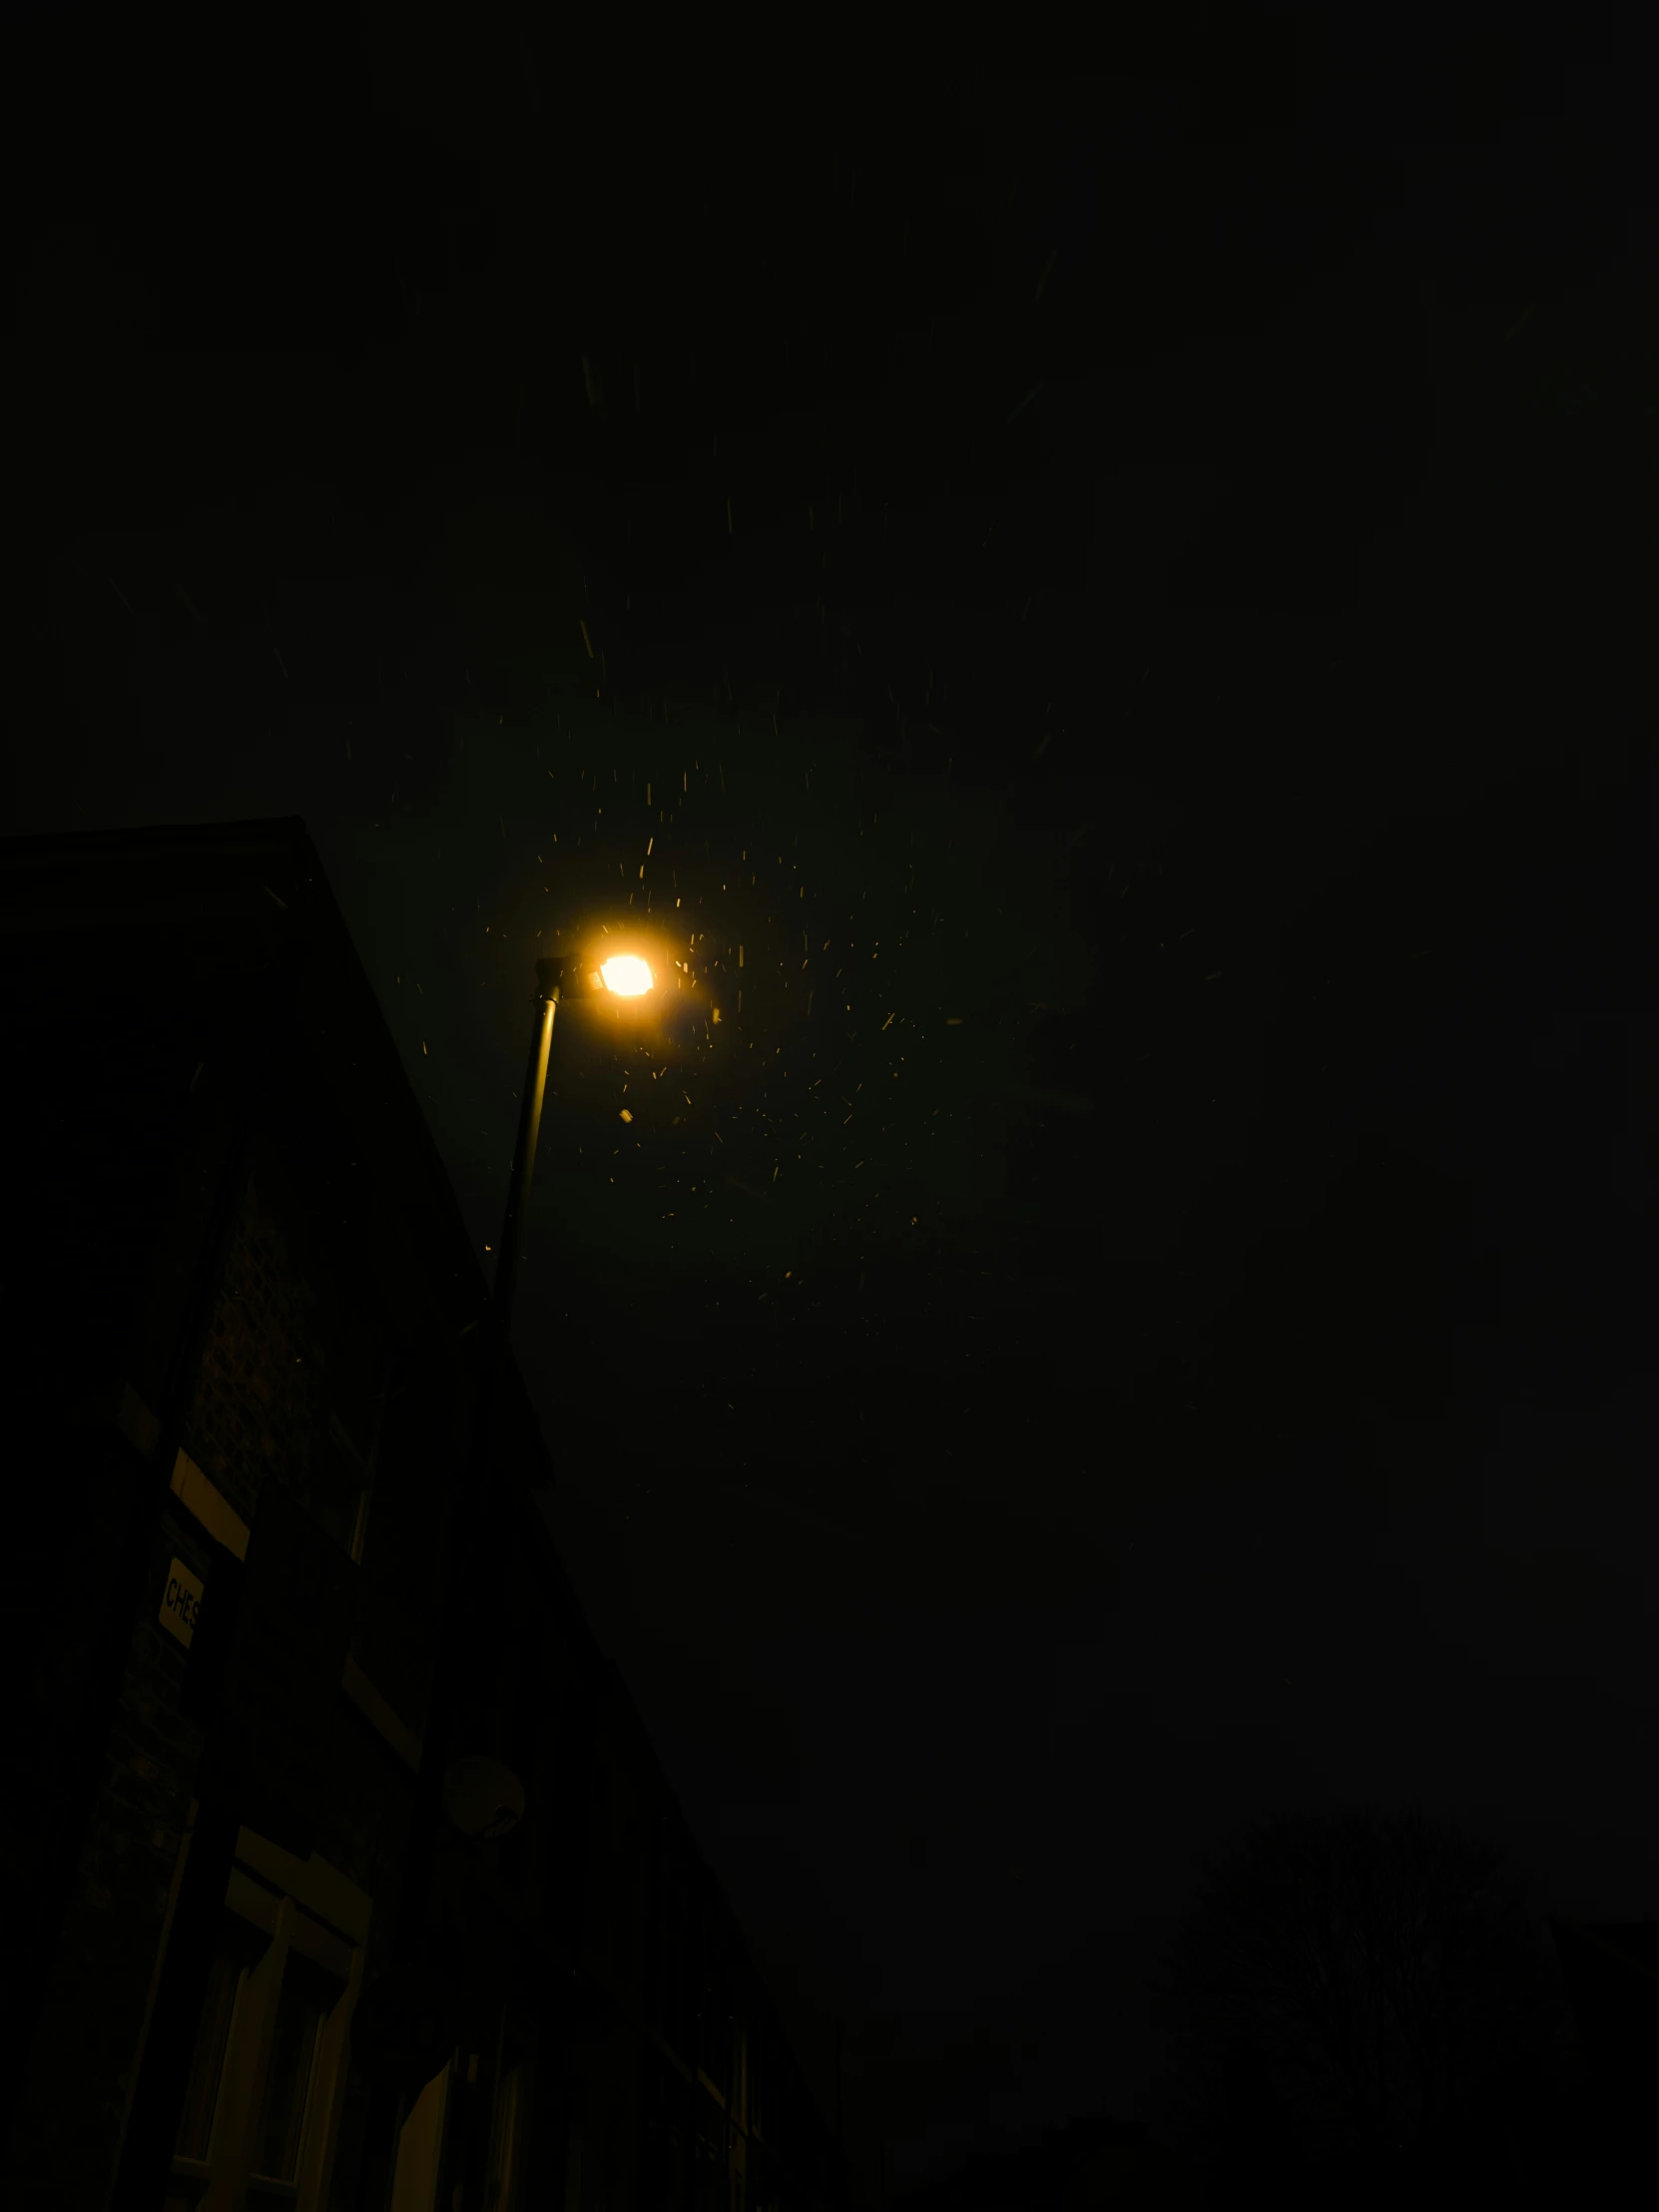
12, 7, 1659, 2200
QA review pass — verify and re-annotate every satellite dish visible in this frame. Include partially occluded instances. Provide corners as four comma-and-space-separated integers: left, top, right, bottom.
442, 1753, 526, 1843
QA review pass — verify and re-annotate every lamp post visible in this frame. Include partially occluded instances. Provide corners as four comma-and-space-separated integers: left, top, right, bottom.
352, 945, 655, 2147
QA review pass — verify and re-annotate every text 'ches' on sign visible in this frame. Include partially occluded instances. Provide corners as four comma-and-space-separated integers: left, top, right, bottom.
161, 1556, 205, 1648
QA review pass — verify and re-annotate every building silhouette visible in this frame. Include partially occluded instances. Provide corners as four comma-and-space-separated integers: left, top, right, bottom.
0, 817, 858, 2212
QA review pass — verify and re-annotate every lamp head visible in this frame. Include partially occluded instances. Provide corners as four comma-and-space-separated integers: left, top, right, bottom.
598, 953, 654, 996
537, 951, 655, 1001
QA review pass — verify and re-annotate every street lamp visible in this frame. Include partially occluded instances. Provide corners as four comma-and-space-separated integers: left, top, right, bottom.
353, 943, 653, 2105
487, 948, 655, 1350
596, 952, 653, 996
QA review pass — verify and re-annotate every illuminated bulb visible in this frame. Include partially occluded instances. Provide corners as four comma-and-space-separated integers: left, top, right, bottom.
600, 954, 654, 996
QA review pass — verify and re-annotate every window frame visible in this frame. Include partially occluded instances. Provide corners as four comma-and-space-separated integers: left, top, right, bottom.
166, 1806, 371, 2212
484, 1999, 538, 2212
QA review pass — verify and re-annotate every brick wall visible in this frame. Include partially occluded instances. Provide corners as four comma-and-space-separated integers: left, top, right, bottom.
187, 1106, 387, 1558
5, 1033, 471, 2208
1, 966, 224, 2186
7, 1489, 213, 2204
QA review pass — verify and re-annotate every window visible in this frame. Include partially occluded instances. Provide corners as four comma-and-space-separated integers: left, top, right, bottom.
168, 1914, 269, 2198
247, 1950, 332, 2198
643, 2047, 692, 2212
486, 2039, 530, 2212
164, 1824, 367, 2212
693, 2103, 725, 2212
697, 1948, 727, 2095
168, 1913, 335, 2207
389, 2055, 453, 2212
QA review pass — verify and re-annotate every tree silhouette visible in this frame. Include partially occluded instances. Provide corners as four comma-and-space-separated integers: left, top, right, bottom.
1142, 1802, 1572, 2191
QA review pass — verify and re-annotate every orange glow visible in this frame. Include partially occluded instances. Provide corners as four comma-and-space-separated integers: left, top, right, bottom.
599, 954, 654, 996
